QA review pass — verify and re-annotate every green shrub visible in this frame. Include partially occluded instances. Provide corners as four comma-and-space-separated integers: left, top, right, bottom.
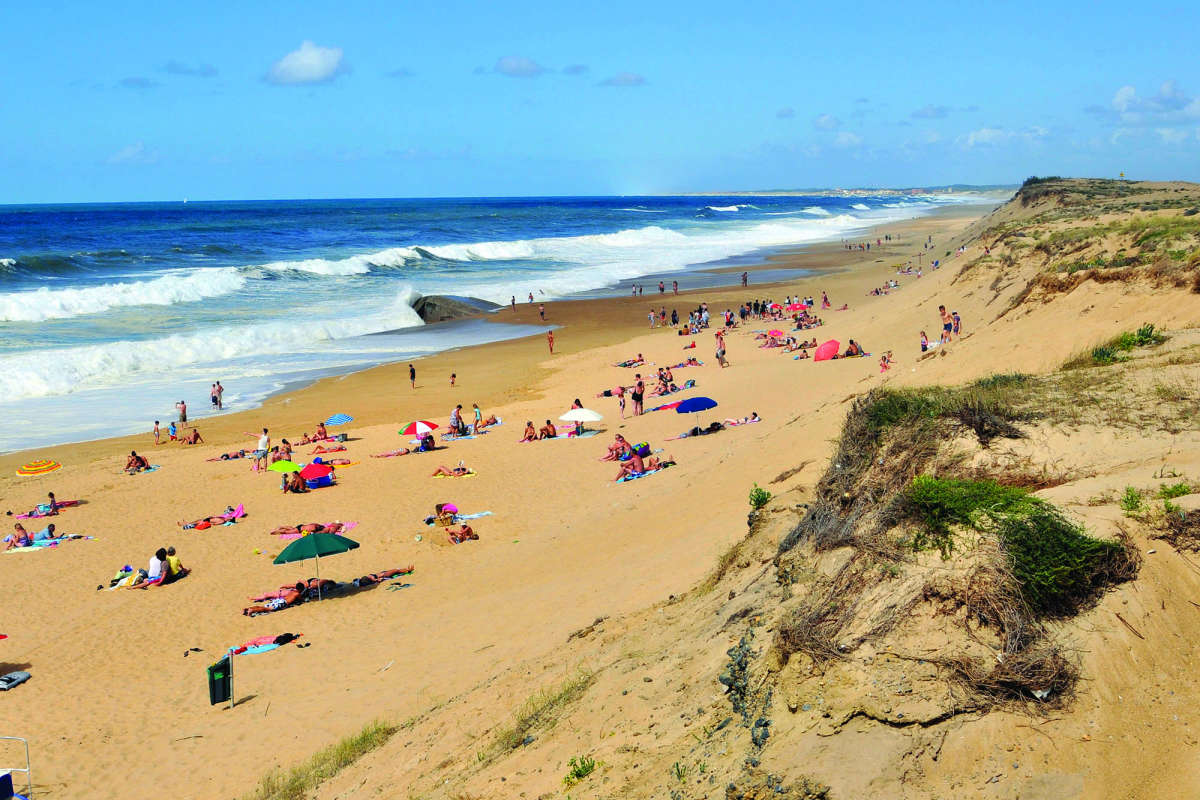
1159, 481, 1193, 500
903, 476, 1133, 615
973, 373, 1029, 390
1091, 345, 1119, 365
562, 755, 596, 787
1119, 486, 1143, 514
997, 505, 1128, 615
749, 483, 772, 510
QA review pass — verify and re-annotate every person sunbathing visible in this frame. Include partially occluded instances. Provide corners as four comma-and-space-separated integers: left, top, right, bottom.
181, 427, 204, 445
724, 413, 761, 426
614, 451, 646, 481
519, 421, 537, 442
310, 444, 346, 454
125, 451, 150, 474
538, 420, 557, 439
269, 522, 344, 536
244, 582, 306, 616
315, 422, 329, 440
178, 507, 239, 529
371, 448, 410, 458
644, 454, 675, 471
431, 462, 472, 477
283, 472, 309, 493
209, 449, 247, 461
273, 440, 293, 463
354, 566, 415, 586
297, 432, 313, 445
600, 434, 630, 461
316, 457, 352, 466
4, 523, 31, 550
446, 523, 477, 544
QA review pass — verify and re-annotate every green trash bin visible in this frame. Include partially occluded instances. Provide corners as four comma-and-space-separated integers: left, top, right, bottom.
207, 656, 232, 705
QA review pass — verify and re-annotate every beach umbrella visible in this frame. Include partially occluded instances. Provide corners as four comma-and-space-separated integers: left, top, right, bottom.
325, 413, 353, 426
813, 339, 841, 362
559, 407, 604, 434
299, 462, 333, 480
16, 459, 61, 477
675, 396, 719, 428
273, 532, 359, 601
768, 329, 785, 338
267, 460, 301, 473
401, 420, 439, 437
786, 303, 804, 311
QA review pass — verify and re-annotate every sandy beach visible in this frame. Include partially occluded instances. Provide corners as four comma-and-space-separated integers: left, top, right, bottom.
5, 186, 1200, 799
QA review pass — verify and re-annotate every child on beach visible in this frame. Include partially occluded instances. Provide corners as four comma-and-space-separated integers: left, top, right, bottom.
153, 421, 160, 445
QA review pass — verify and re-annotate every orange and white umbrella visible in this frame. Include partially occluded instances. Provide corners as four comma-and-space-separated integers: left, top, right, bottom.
16, 459, 62, 476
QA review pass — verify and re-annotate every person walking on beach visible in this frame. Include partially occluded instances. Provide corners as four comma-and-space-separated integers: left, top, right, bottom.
409, 364, 416, 389
528, 292, 534, 303
672, 280, 678, 295
648, 309, 656, 329
741, 271, 748, 287
715, 330, 729, 367
539, 303, 545, 321
153, 421, 161, 446
216, 381, 224, 409
631, 374, 644, 416
211, 384, 219, 409
952, 311, 962, 336
547, 330, 555, 354
450, 373, 456, 386
658, 280, 665, 294
511, 295, 516, 312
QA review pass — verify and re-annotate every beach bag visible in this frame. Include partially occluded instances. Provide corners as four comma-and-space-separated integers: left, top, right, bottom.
335, 433, 348, 442
633, 442, 651, 458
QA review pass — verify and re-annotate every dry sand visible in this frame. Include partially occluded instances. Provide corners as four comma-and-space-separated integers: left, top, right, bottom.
4, 193, 1194, 799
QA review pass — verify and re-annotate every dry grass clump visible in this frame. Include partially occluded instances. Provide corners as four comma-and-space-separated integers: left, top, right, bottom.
486, 669, 596, 760
933, 643, 1077, 706
243, 719, 399, 800
1155, 508, 1200, 551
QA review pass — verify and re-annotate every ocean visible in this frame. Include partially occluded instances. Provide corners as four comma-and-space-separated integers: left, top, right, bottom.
0, 193, 984, 452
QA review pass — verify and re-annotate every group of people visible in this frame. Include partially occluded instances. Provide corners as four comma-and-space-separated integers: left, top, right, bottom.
597, 433, 675, 481
867, 280, 901, 296
919, 306, 963, 352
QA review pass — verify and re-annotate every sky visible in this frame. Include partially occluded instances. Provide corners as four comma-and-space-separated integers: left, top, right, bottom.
2, 0, 1199, 203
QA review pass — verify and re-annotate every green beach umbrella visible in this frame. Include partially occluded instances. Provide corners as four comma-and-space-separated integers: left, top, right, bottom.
267, 460, 301, 473
272, 533, 360, 600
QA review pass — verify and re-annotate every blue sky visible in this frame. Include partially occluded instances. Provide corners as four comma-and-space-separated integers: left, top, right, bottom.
2, 0, 1198, 202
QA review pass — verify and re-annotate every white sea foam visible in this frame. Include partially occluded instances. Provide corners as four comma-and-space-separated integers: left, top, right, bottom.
0, 288, 424, 401
0, 267, 248, 322
616, 207, 667, 213
801, 206, 832, 216
0, 258, 15, 268
851, 203, 870, 210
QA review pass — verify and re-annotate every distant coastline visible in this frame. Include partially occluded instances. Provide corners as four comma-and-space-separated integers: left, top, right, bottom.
682, 185, 1017, 197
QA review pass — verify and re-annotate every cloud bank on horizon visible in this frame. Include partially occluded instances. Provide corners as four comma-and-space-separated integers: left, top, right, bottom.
4, 0, 1199, 202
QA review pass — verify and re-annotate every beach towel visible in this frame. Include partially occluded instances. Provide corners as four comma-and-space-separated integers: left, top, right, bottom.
432, 470, 477, 478
616, 469, 662, 484
15, 499, 82, 519
129, 465, 160, 475
426, 510, 492, 526
549, 429, 600, 439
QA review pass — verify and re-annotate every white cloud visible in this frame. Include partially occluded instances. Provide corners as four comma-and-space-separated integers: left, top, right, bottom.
813, 113, 840, 130
963, 126, 1047, 147
834, 131, 862, 148
266, 41, 346, 85
599, 72, 646, 87
495, 56, 544, 78
1156, 127, 1189, 144
107, 142, 159, 165
1110, 80, 1200, 123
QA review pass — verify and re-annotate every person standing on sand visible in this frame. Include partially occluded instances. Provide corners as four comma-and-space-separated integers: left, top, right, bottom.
450, 373, 456, 386
247, 428, 270, 472
938, 305, 954, 344
539, 303, 545, 321
631, 375, 644, 416
715, 330, 729, 367
672, 280, 678, 295
153, 421, 160, 445
210, 384, 219, 409
409, 364, 416, 389
547, 330, 555, 354
658, 280, 665, 294
511, 296, 516, 312
741, 271, 748, 287
216, 381, 224, 409
528, 292, 534, 303
176, 399, 187, 423
952, 311, 962, 336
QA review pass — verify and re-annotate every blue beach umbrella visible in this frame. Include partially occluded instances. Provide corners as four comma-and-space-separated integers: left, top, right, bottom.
325, 413, 353, 426
675, 396, 719, 428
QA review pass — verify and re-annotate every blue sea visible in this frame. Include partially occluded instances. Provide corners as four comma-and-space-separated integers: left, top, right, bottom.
0, 193, 982, 452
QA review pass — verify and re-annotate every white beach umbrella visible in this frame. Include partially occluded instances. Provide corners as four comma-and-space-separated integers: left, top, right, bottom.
558, 407, 604, 434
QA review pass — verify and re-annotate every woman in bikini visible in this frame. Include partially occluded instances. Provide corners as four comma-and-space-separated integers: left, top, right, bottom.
431, 462, 471, 477
600, 434, 630, 462
445, 523, 477, 544
269, 522, 344, 536
519, 421, 537, 442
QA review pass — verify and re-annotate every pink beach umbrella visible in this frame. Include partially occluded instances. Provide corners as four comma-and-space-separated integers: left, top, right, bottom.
767, 329, 785, 338
813, 339, 841, 362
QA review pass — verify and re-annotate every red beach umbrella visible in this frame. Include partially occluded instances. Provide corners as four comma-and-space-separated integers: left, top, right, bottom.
768, 329, 785, 338
401, 420, 439, 436
813, 340, 841, 361
299, 463, 334, 480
